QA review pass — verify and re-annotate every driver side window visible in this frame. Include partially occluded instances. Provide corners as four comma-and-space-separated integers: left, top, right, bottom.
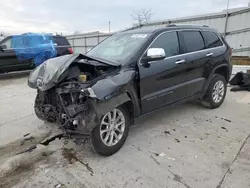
150, 32, 180, 58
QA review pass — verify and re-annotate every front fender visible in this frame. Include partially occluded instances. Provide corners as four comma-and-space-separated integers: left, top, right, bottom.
89, 70, 135, 99
85, 69, 141, 117
94, 93, 131, 116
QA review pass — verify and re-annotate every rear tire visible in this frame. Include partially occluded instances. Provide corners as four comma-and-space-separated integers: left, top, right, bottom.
89, 106, 130, 156
201, 74, 227, 109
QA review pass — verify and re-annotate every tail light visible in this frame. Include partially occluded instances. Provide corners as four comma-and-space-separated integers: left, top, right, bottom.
68, 48, 74, 54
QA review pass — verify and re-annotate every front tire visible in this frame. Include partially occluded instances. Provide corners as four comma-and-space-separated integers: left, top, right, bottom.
90, 106, 130, 156
201, 74, 227, 109
34, 94, 45, 120
34, 93, 57, 122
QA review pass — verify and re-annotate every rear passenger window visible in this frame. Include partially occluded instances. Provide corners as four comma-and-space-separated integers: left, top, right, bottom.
150, 32, 179, 57
182, 31, 205, 53
202, 31, 223, 48
53, 36, 70, 45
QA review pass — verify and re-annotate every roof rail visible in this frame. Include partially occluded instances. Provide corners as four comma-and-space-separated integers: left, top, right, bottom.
119, 24, 144, 33
167, 24, 209, 27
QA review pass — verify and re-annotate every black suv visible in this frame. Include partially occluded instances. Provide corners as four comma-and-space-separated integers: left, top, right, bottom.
28, 24, 232, 156
0, 34, 73, 73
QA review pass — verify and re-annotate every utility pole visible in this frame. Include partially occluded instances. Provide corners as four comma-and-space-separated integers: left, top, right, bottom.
226, 0, 230, 12
223, 0, 230, 37
108, 21, 111, 33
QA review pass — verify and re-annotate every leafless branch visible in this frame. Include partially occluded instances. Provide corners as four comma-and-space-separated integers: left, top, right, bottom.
142, 9, 153, 23
131, 9, 153, 25
131, 9, 143, 25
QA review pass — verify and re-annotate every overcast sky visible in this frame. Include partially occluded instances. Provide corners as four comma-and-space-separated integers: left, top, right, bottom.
0, 0, 249, 34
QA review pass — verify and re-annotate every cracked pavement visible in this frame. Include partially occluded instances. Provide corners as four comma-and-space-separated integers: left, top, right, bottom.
0, 76, 250, 188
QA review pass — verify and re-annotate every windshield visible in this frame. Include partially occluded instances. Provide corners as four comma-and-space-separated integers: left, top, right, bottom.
87, 33, 150, 63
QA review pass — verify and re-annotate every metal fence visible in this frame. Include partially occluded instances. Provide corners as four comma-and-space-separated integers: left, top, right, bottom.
66, 33, 112, 54
66, 7, 250, 56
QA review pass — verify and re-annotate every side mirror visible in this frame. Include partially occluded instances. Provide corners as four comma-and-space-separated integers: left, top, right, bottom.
0, 45, 7, 51
141, 48, 166, 64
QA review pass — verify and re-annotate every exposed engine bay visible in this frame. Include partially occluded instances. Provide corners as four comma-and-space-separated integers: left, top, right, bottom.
29, 54, 120, 136
63, 59, 117, 83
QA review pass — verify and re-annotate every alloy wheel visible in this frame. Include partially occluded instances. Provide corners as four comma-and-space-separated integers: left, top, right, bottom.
100, 109, 126, 147
212, 80, 225, 103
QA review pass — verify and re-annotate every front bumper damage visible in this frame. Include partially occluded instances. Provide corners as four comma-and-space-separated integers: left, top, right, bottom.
54, 86, 98, 138
54, 84, 131, 138
29, 53, 136, 138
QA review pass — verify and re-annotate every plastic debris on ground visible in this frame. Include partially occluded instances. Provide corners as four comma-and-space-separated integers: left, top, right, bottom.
229, 71, 250, 91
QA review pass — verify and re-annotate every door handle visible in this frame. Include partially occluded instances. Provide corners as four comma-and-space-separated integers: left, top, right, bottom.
206, 53, 214, 57
175, 59, 185, 64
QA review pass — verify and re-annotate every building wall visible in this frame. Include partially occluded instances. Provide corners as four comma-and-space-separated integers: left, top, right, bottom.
66, 33, 112, 54
178, 8, 250, 56
66, 7, 250, 56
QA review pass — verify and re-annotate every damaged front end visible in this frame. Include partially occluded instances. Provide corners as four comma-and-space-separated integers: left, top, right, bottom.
34, 84, 99, 137
29, 53, 127, 137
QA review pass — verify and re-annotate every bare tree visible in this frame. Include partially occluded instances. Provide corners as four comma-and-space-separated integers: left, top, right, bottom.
132, 10, 143, 26
141, 9, 153, 23
131, 9, 153, 26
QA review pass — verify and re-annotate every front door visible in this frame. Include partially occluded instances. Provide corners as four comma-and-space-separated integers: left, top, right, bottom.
0, 37, 32, 73
139, 31, 189, 113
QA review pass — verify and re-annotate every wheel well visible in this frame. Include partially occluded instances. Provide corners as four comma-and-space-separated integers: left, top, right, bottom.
215, 66, 229, 82
121, 101, 134, 125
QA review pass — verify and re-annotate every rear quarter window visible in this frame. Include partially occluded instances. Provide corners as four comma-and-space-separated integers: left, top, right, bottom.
181, 31, 205, 53
201, 31, 223, 48
53, 36, 70, 46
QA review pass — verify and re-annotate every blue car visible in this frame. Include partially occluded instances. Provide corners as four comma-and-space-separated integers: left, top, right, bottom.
0, 33, 73, 73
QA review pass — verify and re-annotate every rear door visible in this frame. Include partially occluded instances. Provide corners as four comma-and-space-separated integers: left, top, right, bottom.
201, 30, 227, 70
139, 31, 189, 113
179, 30, 208, 97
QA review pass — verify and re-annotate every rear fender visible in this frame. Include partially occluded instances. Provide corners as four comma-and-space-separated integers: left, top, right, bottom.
201, 64, 229, 97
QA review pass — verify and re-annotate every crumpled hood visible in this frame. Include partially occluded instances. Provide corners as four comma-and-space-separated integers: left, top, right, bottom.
28, 53, 117, 91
